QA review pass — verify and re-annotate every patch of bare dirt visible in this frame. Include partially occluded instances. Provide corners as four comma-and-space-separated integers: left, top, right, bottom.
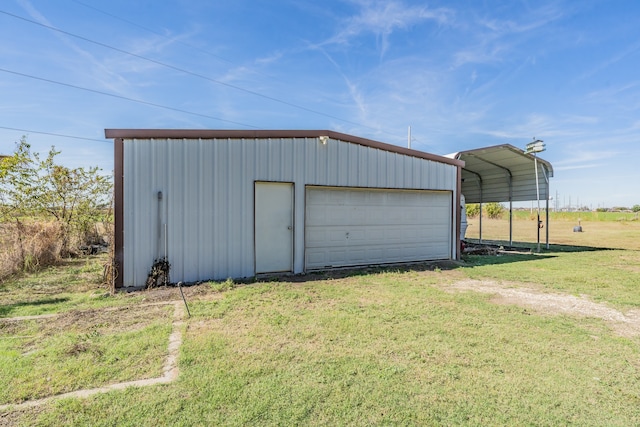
132, 282, 217, 303
446, 279, 640, 338
0, 407, 43, 427
0, 302, 186, 415
1, 303, 175, 358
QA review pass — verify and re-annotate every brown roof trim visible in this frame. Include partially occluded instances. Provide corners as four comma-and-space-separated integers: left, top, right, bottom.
113, 138, 124, 288
104, 129, 464, 167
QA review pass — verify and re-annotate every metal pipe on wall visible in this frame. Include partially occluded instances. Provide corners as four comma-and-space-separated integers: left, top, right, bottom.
157, 191, 163, 259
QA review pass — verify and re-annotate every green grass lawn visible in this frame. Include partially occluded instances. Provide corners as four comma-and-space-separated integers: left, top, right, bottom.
463, 249, 640, 309
2, 221, 640, 426
0, 308, 172, 405
0, 254, 145, 318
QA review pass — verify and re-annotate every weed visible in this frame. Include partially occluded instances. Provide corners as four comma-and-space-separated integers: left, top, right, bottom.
210, 277, 236, 293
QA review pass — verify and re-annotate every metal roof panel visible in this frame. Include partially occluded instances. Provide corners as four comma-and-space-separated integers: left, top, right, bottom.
448, 144, 553, 203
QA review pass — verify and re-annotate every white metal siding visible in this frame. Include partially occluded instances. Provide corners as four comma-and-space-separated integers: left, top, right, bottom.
305, 187, 452, 269
122, 137, 458, 286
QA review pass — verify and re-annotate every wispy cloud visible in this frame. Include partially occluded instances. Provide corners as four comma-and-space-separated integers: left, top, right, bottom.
553, 149, 618, 166
321, 0, 453, 58
583, 81, 640, 113
452, 3, 565, 67
299, 45, 368, 119
473, 111, 607, 145
553, 163, 600, 171
17, 0, 132, 94
17, 0, 199, 97
578, 40, 640, 81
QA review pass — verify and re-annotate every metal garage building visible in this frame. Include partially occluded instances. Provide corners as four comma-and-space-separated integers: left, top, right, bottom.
105, 129, 464, 288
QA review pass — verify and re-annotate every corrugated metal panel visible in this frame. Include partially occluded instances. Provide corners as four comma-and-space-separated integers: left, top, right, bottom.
122, 136, 458, 286
451, 144, 553, 204
305, 187, 452, 269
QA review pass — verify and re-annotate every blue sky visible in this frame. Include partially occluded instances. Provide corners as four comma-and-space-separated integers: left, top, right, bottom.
1, 0, 639, 209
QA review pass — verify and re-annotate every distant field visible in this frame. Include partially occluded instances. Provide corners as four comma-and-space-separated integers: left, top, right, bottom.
465, 211, 640, 251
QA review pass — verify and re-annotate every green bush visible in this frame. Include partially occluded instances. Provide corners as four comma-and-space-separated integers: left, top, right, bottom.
210, 278, 236, 292
466, 203, 480, 218
466, 202, 504, 219
485, 202, 504, 219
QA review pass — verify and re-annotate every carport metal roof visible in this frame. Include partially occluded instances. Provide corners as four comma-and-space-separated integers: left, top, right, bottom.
447, 144, 553, 204
446, 144, 554, 249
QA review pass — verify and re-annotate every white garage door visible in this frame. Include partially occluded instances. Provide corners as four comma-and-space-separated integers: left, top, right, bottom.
305, 187, 452, 270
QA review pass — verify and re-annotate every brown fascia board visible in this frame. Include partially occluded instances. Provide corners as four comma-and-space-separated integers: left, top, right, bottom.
104, 129, 464, 168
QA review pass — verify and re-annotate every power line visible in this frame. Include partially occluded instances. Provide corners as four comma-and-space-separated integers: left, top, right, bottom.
1, 9, 400, 139
70, 0, 245, 70
0, 126, 105, 142
70, 0, 294, 90
0, 67, 259, 129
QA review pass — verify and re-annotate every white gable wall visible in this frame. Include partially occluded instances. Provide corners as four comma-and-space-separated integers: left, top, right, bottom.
122, 136, 458, 287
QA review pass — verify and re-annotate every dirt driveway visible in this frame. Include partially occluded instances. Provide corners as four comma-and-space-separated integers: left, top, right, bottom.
446, 279, 640, 338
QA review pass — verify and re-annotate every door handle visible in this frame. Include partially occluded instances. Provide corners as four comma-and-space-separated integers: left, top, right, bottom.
287, 226, 292, 230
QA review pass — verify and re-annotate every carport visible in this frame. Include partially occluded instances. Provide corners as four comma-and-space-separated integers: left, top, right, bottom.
447, 144, 553, 248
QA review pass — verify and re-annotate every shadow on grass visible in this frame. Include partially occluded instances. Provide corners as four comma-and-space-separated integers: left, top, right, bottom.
269, 258, 501, 283
461, 253, 553, 268
259, 241, 620, 284
543, 243, 618, 253
176, 242, 627, 288
256, 261, 460, 283
0, 297, 70, 318
465, 238, 618, 253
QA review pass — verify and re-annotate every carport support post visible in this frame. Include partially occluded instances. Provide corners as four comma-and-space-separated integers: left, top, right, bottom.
542, 165, 550, 250
479, 202, 483, 243
546, 198, 550, 249
508, 174, 513, 248
509, 201, 513, 247
534, 155, 541, 253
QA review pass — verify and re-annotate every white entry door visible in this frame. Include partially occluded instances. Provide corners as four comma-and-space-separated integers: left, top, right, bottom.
255, 182, 294, 273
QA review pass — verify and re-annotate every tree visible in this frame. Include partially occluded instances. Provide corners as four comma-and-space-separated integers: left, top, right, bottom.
0, 137, 112, 256
485, 202, 504, 219
632, 205, 640, 213
466, 203, 480, 218
463, 202, 504, 219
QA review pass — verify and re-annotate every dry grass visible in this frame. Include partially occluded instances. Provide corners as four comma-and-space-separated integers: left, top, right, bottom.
0, 218, 113, 283
465, 215, 640, 250
0, 221, 64, 280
